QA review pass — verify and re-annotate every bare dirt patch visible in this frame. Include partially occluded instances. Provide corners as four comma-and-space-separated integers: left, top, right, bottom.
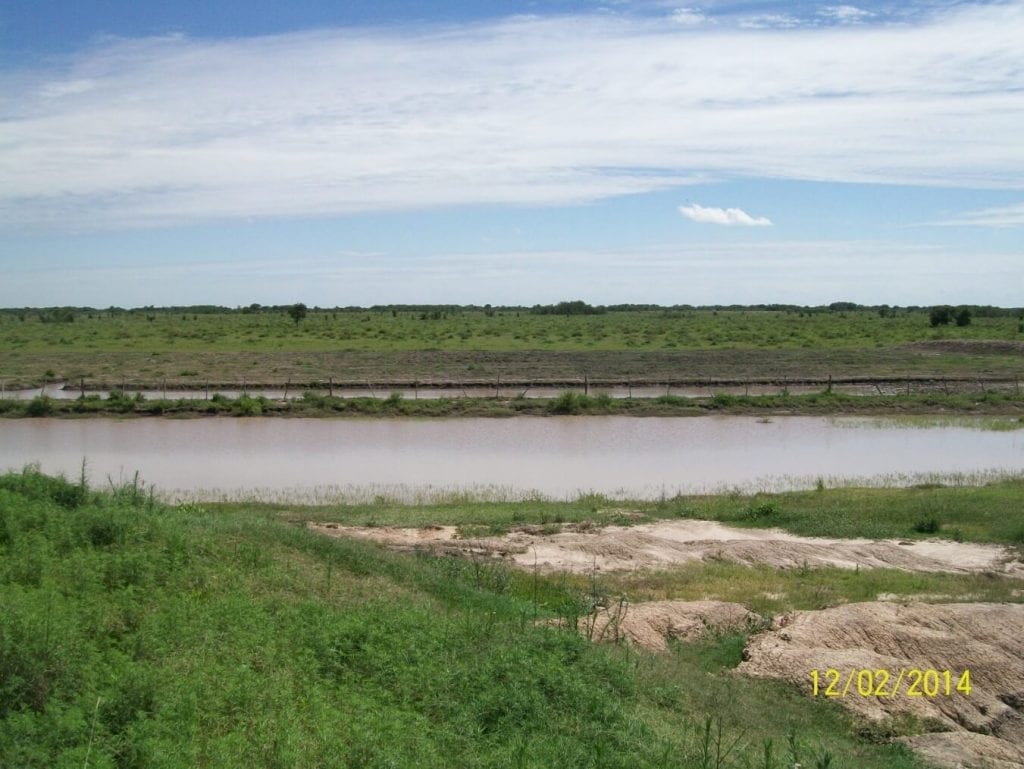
570, 599, 763, 651
309, 519, 1024, 576
738, 602, 1024, 768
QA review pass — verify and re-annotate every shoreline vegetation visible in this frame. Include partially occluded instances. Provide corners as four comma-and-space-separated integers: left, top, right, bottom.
3, 389, 1024, 418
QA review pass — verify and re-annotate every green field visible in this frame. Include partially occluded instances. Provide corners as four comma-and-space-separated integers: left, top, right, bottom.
2, 305, 1023, 390
3, 305, 1021, 353
12, 468, 1016, 767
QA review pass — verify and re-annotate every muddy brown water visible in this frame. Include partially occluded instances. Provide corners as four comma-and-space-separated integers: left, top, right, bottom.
1, 416, 1021, 501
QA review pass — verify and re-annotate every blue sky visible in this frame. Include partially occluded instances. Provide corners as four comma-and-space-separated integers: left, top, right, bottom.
1, 0, 1021, 307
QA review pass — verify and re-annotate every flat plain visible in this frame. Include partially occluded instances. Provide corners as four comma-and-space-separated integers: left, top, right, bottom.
2, 305, 1023, 389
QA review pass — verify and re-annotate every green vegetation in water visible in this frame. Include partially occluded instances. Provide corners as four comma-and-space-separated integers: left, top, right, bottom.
1, 467, 937, 768
841, 415, 1024, 431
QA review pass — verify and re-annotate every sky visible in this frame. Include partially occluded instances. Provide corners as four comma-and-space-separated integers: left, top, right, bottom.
0, 0, 1021, 307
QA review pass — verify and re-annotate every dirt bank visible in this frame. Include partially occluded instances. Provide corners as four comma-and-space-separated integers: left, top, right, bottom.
568, 599, 763, 651
738, 602, 1024, 768
311, 519, 1024, 576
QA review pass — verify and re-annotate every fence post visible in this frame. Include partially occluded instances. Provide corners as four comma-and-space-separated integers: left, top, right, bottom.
80, 377, 86, 400
329, 377, 333, 398
284, 378, 289, 401
584, 374, 589, 396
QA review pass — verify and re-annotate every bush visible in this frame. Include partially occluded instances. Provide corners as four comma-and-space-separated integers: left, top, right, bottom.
912, 516, 941, 534
25, 396, 53, 417
929, 306, 953, 327
549, 391, 585, 415
745, 501, 778, 520
232, 395, 263, 416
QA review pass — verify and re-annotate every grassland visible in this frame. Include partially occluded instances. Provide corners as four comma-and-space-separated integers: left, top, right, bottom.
5, 466, 989, 768
2, 306, 1022, 389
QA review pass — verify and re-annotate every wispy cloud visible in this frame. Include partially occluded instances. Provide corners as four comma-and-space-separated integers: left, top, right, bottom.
936, 202, 1024, 227
679, 203, 772, 226
669, 8, 707, 26
819, 5, 874, 24
1, 1, 1022, 231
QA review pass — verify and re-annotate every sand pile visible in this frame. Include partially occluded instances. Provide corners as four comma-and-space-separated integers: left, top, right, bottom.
738, 602, 1024, 768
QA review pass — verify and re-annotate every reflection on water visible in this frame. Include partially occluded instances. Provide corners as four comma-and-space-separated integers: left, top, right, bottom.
0, 416, 1021, 501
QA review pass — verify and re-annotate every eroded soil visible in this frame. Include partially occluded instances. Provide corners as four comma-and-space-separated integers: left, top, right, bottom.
310, 519, 1024, 576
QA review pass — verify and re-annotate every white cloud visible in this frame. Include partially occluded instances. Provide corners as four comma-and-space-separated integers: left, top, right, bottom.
936, 202, 1024, 227
670, 8, 706, 26
737, 13, 803, 29
1, 1, 1023, 230
679, 203, 772, 226
820, 5, 874, 24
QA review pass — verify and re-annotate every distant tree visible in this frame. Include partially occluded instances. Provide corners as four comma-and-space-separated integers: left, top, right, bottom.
954, 307, 972, 327
288, 303, 308, 325
929, 306, 953, 327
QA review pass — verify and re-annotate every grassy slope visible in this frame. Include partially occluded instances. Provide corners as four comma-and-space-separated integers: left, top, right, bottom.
0, 468, 936, 769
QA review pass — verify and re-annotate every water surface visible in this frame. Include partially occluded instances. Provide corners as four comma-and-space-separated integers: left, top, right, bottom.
1, 416, 1021, 501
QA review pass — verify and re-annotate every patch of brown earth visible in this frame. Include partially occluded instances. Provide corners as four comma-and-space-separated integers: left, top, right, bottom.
905, 339, 1024, 356
309, 520, 1024, 576
574, 600, 763, 651
738, 602, 1024, 768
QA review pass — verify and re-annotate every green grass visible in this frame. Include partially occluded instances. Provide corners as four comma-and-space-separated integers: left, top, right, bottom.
3, 389, 1024, 419
266, 476, 1024, 546
0, 467, 936, 768
2, 307, 1020, 354
2, 306, 1022, 390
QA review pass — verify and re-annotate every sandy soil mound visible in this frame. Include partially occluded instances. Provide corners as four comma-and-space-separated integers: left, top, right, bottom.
310, 519, 1024, 576
738, 602, 1024, 768
574, 599, 763, 651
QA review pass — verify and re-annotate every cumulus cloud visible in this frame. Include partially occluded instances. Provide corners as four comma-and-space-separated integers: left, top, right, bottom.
679, 203, 772, 226
0, 1, 1022, 230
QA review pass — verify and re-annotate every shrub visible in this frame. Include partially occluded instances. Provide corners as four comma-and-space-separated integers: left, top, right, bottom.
912, 516, 940, 534
745, 501, 778, 520
549, 391, 584, 415
232, 395, 262, 416
25, 396, 54, 417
